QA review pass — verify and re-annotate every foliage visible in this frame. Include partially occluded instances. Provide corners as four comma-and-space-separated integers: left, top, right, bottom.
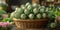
0, 10, 7, 20
2, 18, 13, 22
56, 7, 60, 16
0, 10, 7, 15
0, 4, 7, 10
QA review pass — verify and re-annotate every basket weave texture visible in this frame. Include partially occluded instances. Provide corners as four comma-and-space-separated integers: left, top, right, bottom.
13, 18, 49, 29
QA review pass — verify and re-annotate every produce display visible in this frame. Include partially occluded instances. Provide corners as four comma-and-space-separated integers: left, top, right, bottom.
0, 0, 60, 29
10, 3, 56, 19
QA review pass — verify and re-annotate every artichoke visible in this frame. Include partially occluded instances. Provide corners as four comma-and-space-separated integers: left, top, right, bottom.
25, 2, 30, 7
50, 23, 57, 28
57, 7, 60, 11
36, 14, 41, 19
24, 9, 30, 15
40, 8, 44, 13
45, 8, 49, 12
15, 8, 23, 14
49, 4, 54, 7
10, 11, 21, 19
42, 13, 46, 18
33, 8, 39, 14
10, 12, 15, 18
27, 5, 32, 10
20, 14, 27, 19
10, 2, 57, 19
38, 5, 41, 9
21, 5, 25, 10
14, 12, 21, 19
29, 14, 34, 19
41, 6, 45, 9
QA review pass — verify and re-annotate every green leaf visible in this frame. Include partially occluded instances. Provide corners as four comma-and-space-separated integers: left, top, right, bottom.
2, 18, 13, 22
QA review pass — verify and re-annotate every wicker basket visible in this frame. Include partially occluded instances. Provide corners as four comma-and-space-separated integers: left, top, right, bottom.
13, 18, 49, 29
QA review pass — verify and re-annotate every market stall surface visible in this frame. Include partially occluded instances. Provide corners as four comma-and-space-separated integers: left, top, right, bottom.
10, 25, 60, 30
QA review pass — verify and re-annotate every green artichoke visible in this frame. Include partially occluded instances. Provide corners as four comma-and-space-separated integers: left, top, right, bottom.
50, 23, 57, 28
25, 2, 30, 7
27, 5, 32, 10
20, 14, 27, 19
33, 8, 39, 14
29, 14, 34, 19
21, 5, 25, 10
10, 12, 15, 18
40, 8, 44, 13
15, 7, 23, 14
24, 9, 30, 15
36, 14, 41, 19
42, 13, 46, 18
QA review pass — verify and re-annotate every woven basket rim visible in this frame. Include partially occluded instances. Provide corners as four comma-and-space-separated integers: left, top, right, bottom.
13, 18, 49, 22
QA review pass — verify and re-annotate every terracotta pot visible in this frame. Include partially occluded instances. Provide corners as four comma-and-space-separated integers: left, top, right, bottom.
13, 18, 49, 29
